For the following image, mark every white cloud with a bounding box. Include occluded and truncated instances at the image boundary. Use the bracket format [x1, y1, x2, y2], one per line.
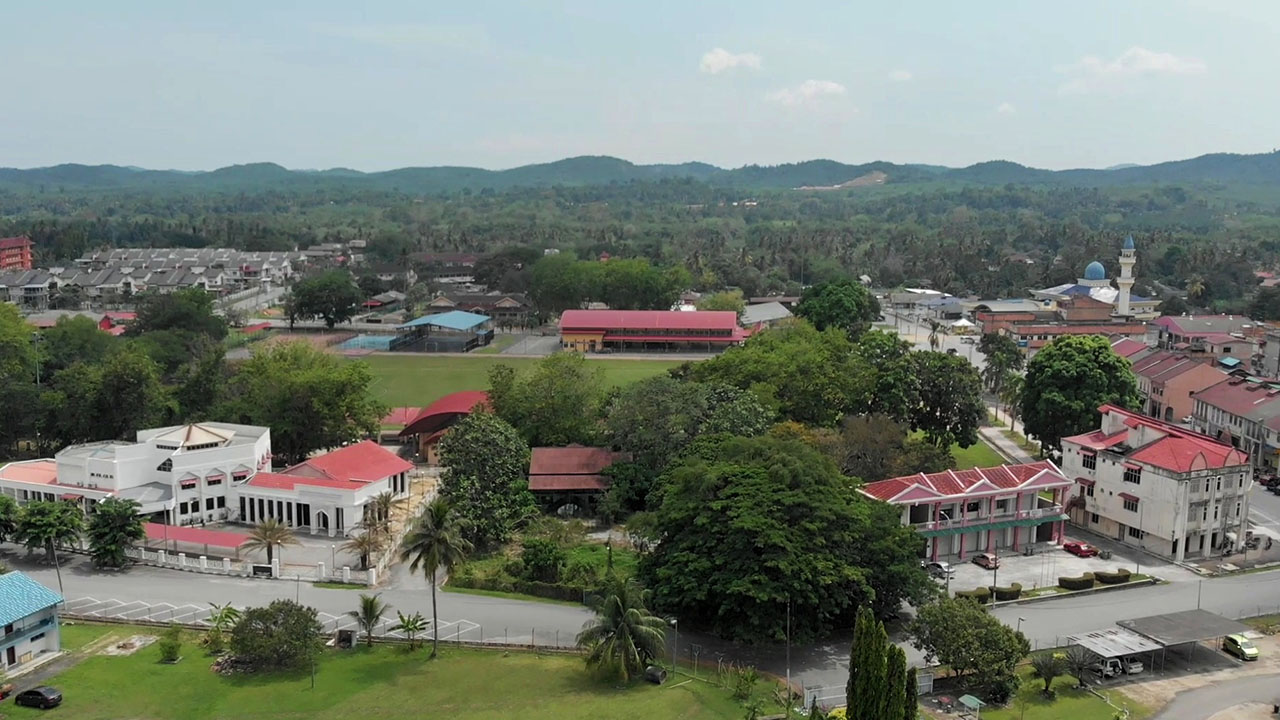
[311, 22, 491, 51]
[996, 101, 1016, 115]
[1057, 46, 1206, 93]
[888, 69, 912, 82]
[699, 47, 762, 74]
[766, 79, 847, 106]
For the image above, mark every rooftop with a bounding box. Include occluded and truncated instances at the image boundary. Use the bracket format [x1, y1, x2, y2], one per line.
[1155, 315, 1257, 336]
[560, 309, 740, 332]
[246, 472, 366, 493]
[1191, 377, 1280, 420]
[1065, 405, 1248, 473]
[1118, 609, 1249, 647]
[398, 310, 490, 331]
[1110, 337, 1152, 358]
[399, 391, 489, 437]
[860, 461, 1070, 503]
[1131, 351, 1218, 383]
[0, 236, 33, 250]
[286, 440, 413, 484]
[1067, 628, 1162, 659]
[740, 302, 793, 326]
[529, 446, 627, 476]
[0, 573, 61, 627]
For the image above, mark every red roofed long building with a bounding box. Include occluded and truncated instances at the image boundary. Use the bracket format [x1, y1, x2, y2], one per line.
[1062, 404, 1250, 561]
[559, 309, 744, 353]
[859, 461, 1073, 562]
[0, 236, 34, 270]
[527, 446, 628, 512]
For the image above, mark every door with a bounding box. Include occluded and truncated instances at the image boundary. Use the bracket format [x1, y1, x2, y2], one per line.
[6, 646, 15, 666]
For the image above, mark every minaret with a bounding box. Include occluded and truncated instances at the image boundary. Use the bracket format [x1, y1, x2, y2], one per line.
[1115, 235, 1136, 318]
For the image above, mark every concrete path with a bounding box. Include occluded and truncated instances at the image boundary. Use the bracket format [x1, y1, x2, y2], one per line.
[1153, 672, 1280, 719]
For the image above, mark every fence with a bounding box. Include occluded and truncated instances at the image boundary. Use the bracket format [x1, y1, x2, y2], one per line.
[122, 547, 374, 586]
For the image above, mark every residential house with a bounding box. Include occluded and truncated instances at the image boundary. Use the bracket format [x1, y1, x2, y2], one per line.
[411, 253, 479, 279]
[0, 270, 56, 310]
[1131, 351, 1229, 423]
[0, 572, 62, 671]
[859, 461, 1073, 562]
[1062, 405, 1250, 561]
[1190, 376, 1280, 472]
[740, 301, 792, 329]
[527, 446, 628, 513]
[0, 236, 34, 271]
[428, 292, 533, 328]
[1111, 337, 1153, 361]
[1154, 315, 1261, 349]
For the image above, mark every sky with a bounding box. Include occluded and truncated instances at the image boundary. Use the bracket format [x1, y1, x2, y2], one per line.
[2, 1, 1278, 172]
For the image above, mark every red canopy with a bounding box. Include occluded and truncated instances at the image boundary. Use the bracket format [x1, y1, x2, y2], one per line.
[144, 522, 248, 549]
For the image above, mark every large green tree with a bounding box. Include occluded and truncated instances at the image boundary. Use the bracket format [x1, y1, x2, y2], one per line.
[95, 345, 167, 439]
[847, 606, 888, 719]
[15, 500, 83, 563]
[909, 351, 985, 449]
[488, 353, 607, 446]
[230, 600, 323, 672]
[851, 330, 919, 424]
[290, 270, 364, 328]
[217, 342, 386, 465]
[1021, 335, 1139, 453]
[978, 332, 1024, 394]
[908, 597, 1029, 699]
[795, 280, 880, 338]
[0, 303, 36, 383]
[86, 497, 145, 568]
[827, 414, 953, 483]
[437, 411, 534, 549]
[641, 435, 929, 642]
[41, 315, 116, 374]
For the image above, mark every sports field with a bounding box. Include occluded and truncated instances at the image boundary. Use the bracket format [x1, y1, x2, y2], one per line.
[361, 354, 685, 407]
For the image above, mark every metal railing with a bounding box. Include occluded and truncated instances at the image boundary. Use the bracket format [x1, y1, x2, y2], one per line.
[915, 504, 1064, 532]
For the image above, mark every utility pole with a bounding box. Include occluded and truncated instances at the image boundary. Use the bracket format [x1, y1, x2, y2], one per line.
[785, 597, 791, 708]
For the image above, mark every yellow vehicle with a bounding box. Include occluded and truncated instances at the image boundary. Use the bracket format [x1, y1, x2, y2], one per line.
[1223, 634, 1259, 661]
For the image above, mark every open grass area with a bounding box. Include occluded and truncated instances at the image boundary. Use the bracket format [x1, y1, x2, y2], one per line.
[979, 669, 1151, 720]
[17, 624, 753, 720]
[359, 354, 683, 407]
[472, 335, 519, 354]
[59, 622, 116, 651]
[951, 439, 1005, 469]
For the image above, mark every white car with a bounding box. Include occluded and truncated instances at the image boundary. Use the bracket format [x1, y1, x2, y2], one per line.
[922, 561, 955, 579]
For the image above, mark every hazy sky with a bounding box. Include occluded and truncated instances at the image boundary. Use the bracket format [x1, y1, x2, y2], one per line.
[3, 1, 1276, 171]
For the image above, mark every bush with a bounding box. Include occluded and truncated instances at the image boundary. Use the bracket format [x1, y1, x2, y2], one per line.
[561, 556, 602, 586]
[1058, 572, 1096, 591]
[230, 600, 323, 672]
[521, 538, 566, 583]
[1094, 568, 1132, 585]
[955, 586, 991, 603]
[158, 624, 182, 663]
[501, 558, 525, 578]
[991, 583, 1023, 601]
[203, 626, 225, 654]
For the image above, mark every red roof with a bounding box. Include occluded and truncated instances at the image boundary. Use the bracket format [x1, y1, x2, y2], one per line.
[529, 474, 609, 491]
[860, 461, 1069, 503]
[529, 447, 626, 475]
[1110, 338, 1151, 358]
[399, 391, 489, 437]
[246, 472, 366, 492]
[103, 311, 136, 322]
[1191, 378, 1280, 418]
[1063, 405, 1249, 473]
[381, 407, 421, 426]
[1131, 352, 1215, 382]
[241, 321, 271, 333]
[560, 309, 740, 332]
[0, 236, 32, 250]
[288, 440, 413, 483]
[144, 522, 247, 548]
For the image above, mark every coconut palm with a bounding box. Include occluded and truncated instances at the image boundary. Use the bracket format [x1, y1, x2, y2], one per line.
[399, 498, 472, 658]
[342, 532, 385, 570]
[1000, 373, 1025, 434]
[926, 319, 943, 352]
[348, 593, 391, 648]
[368, 491, 397, 536]
[394, 611, 428, 650]
[576, 576, 667, 683]
[242, 518, 299, 565]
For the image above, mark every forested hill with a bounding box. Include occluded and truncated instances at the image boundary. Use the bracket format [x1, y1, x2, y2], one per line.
[5, 151, 1280, 194]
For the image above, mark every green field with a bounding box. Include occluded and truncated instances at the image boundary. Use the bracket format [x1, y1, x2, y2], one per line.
[20, 624, 753, 720]
[360, 354, 683, 408]
[980, 668, 1151, 720]
[951, 439, 1006, 469]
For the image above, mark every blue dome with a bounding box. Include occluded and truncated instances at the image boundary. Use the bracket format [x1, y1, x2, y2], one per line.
[1123, 235, 1135, 250]
[1084, 261, 1107, 280]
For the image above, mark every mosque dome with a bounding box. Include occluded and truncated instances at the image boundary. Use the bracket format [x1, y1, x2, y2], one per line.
[1083, 261, 1107, 281]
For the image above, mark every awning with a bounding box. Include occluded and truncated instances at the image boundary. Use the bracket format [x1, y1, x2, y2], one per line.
[1119, 492, 1140, 503]
[1123, 462, 1142, 471]
[59, 493, 83, 501]
[1079, 449, 1096, 456]
[917, 514, 1068, 538]
[1076, 477, 1096, 488]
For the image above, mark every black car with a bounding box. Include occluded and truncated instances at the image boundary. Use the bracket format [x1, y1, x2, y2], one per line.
[14, 686, 61, 709]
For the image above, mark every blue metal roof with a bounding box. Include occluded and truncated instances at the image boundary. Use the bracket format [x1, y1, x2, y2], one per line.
[398, 310, 490, 331]
[1219, 356, 1242, 368]
[0, 572, 61, 626]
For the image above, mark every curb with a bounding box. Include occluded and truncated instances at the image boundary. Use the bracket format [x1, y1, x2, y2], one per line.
[989, 576, 1161, 607]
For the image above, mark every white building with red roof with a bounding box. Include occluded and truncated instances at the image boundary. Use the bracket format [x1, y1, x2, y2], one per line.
[558, 309, 744, 353]
[1062, 404, 1250, 561]
[859, 461, 1073, 562]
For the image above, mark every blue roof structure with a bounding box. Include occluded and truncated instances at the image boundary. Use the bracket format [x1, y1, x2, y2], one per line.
[0, 572, 61, 627]
[398, 310, 490, 332]
[1219, 356, 1242, 368]
[1084, 261, 1107, 280]
[1123, 235, 1136, 250]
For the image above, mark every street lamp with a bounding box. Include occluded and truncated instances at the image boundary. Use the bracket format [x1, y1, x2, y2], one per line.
[1016, 617, 1026, 634]
[668, 617, 679, 671]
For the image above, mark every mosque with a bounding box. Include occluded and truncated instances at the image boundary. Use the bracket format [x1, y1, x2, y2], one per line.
[1031, 236, 1160, 321]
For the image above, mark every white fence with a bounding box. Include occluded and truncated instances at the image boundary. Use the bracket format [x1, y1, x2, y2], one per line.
[123, 547, 374, 586]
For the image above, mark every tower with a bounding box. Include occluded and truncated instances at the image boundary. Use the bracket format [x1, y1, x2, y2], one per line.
[1115, 235, 1136, 318]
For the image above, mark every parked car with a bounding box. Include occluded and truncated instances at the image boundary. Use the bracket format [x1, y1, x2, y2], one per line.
[1090, 657, 1143, 678]
[960, 336, 977, 345]
[1063, 541, 1100, 558]
[1223, 634, 1259, 661]
[1267, 483, 1280, 496]
[972, 552, 1000, 569]
[922, 561, 955, 579]
[14, 687, 61, 709]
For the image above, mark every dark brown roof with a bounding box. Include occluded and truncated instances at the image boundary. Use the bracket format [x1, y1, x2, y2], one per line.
[529, 474, 609, 491]
[528, 447, 626, 475]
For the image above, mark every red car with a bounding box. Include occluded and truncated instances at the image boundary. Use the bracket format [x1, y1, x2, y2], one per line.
[1063, 541, 1099, 558]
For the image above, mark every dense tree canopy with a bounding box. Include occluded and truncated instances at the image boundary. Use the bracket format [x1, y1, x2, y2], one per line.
[528, 254, 690, 314]
[290, 270, 364, 328]
[641, 435, 930, 642]
[230, 600, 324, 672]
[1021, 335, 1139, 453]
[437, 411, 535, 549]
[86, 497, 146, 568]
[909, 597, 1029, 701]
[795, 280, 881, 337]
[909, 351, 985, 449]
[488, 353, 607, 446]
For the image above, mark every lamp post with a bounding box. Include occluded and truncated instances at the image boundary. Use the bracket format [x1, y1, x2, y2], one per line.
[31, 332, 44, 452]
[1016, 617, 1026, 634]
[668, 617, 678, 671]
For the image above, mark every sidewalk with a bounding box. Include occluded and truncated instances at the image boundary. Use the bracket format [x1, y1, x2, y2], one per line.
[979, 426, 1036, 464]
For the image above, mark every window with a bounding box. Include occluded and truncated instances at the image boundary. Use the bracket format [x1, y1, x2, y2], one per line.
[1127, 527, 1144, 539]
[1085, 485, 1095, 498]
[965, 501, 980, 513]
[1216, 476, 1222, 492]
[205, 498, 215, 511]
[1202, 504, 1208, 521]
[1123, 466, 1142, 484]
[157, 459, 173, 472]
[30, 633, 44, 642]
[216, 496, 226, 509]
[1082, 453, 1096, 471]
[206, 477, 222, 487]
[179, 502, 189, 514]
[995, 499, 1009, 512]
[1089, 512, 1099, 524]
[1123, 498, 1139, 512]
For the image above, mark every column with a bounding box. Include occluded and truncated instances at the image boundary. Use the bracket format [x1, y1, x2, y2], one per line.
[958, 501, 967, 560]
[931, 502, 941, 561]
[986, 497, 996, 553]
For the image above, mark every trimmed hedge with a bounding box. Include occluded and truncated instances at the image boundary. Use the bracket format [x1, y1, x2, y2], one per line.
[991, 583, 1023, 601]
[1057, 572, 1095, 591]
[955, 587, 991, 603]
[448, 575, 590, 603]
[1094, 568, 1133, 585]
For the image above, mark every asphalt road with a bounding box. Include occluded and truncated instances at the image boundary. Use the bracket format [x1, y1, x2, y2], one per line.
[1153, 672, 1280, 719]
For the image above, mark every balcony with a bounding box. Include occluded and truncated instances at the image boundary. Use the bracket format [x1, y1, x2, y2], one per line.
[913, 505, 1067, 535]
[1, 616, 54, 646]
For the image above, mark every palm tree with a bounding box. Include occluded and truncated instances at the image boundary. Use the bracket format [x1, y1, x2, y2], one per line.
[576, 576, 667, 683]
[1030, 653, 1065, 695]
[342, 532, 385, 570]
[1063, 645, 1094, 689]
[1000, 373, 1025, 434]
[369, 491, 396, 536]
[348, 593, 391, 648]
[399, 498, 472, 658]
[926, 319, 943, 352]
[1187, 275, 1206, 301]
[394, 611, 428, 650]
[242, 518, 299, 565]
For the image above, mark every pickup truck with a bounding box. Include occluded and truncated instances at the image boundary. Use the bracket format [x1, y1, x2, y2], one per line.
[1090, 657, 1143, 678]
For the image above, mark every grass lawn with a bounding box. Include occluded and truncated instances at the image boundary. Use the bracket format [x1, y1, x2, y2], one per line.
[449, 541, 641, 604]
[472, 335, 519, 354]
[979, 669, 1151, 720]
[59, 622, 116, 651]
[951, 439, 1005, 469]
[18, 625, 754, 720]
[359, 354, 683, 407]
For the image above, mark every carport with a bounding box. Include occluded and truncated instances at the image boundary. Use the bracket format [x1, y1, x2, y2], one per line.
[1116, 609, 1251, 671]
[1066, 627, 1163, 672]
